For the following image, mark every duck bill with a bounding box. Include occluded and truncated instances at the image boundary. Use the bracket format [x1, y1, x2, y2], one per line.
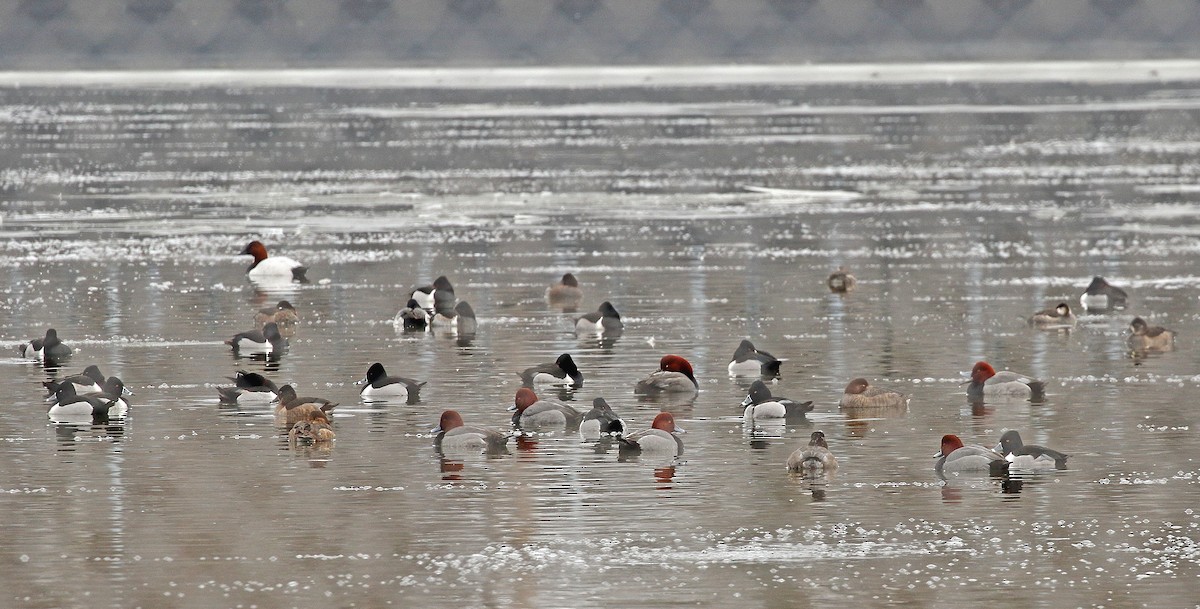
[355, 375, 369, 386]
[674, 425, 686, 434]
[933, 450, 944, 458]
[739, 394, 754, 407]
[506, 404, 517, 412]
[992, 442, 1003, 453]
[430, 426, 443, 434]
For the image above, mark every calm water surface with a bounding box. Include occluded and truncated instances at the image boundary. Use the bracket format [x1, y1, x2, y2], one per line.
[2, 66, 1200, 608]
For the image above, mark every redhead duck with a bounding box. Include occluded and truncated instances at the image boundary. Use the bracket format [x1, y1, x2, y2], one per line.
[289, 409, 335, 444]
[519, 353, 584, 389]
[935, 434, 1009, 476]
[1127, 317, 1175, 351]
[1028, 302, 1075, 328]
[787, 431, 838, 472]
[47, 384, 117, 423]
[618, 412, 684, 456]
[741, 380, 813, 419]
[273, 385, 338, 427]
[433, 301, 477, 336]
[433, 409, 511, 454]
[827, 266, 857, 293]
[546, 273, 583, 308]
[226, 322, 287, 357]
[578, 397, 626, 439]
[254, 300, 299, 338]
[240, 241, 309, 283]
[357, 362, 425, 403]
[838, 378, 908, 412]
[394, 298, 429, 332]
[575, 301, 624, 334]
[508, 387, 585, 430]
[1080, 276, 1127, 311]
[634, 355, 699, 395]
[994, 430, 1068, 470]
[33, 328, 73, 365]
[217, 370, 279, 404]
[43, 364, 105, 398]
[411, 276, 455, 316]
[727, 339, 782, 377]
[966, 361, 1045, 401]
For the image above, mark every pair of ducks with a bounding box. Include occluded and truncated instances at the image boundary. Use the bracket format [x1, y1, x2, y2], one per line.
[43, 364, 133, 422]
[226, 300, 300, 357]
[396, 276, 478, 335]
[215, 370, 336, 443]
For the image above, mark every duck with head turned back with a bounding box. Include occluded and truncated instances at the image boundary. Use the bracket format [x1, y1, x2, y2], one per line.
[787, 431, 838, 472]
[217, 370, 279, 404]
[965, 361, 1044, 401]
[838, 378, 908, 413]
[727, 339, 782, 377]
[226, 322, 287, 357]
[273, 385, 338, 427]
[575, 301, 624, 334]
[935, 434, 1010, 476]
[394, 298, 429, 332]
[519, 353, 584, 389]
[618, 412, 684, 456]
[433, 410, 511, 454]
[254, 300, 299, 338]
[994, 430, 1069, 470]
[44, 364, 105, 398]
[578, 397, 626, 440]
[1080, 276, 1127, 311]
[635, 355, 699, 395]
[240, 240, 309, 284]
[508, 387, 585, 431]
[289, 409, 335, 444]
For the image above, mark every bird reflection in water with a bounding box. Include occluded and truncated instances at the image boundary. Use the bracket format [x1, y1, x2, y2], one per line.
[654, 466, 675, 489]
[439, 458, 465, 481]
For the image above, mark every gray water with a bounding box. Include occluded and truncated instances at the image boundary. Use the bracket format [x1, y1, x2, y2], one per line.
[2, 65, 1199, 608]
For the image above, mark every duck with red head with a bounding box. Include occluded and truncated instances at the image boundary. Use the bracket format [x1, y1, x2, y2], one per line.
[508, 387, 585, 431]
[433, 410, 511, 454]
[239, 241, 309, 284]
[966, 361, 1044, 401]
[618, 412, 685, 456]
[634, 355, 699, 395]
[838, 378, 908, 413]
[935, 434, 1009, 476]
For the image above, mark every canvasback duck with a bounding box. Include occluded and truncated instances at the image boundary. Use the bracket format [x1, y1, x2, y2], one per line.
[394, 298, 429, 332]
[787, 431, 838, 472]
[508, 387, 585, 430]
[47, 384, 117, 422]
[34, 328, 72, 365]
[1080, 276, 1127, 311]
[273, 384, 338, 427]
[432, 409, 511, 454]
[618, 412, 684, 456]
[994, 430, 1069, 470]
[935, 434, 1010, 476]
[1127, 317, 1175, 351]
[254, 300, 299, 338]
[1028, 302, 1076, 328]
[44, 364, 105, 398]
[578, 397, 626, 439]
[546, 273, 583, 308]
[216, 370, 280, 404]
[838, 378, 908, 412]
[289, 409, 335, 444]
[357, 362, 426, 403]
[411, 276, 455, 315]
[966, 361, 1045, 401]
[240, 240, 309, 283]
[433, 300, 477, 335]
[827, 266, 857, 293]
[727, 339, 783, 377]
[741, 380, 813, 419]
[575, 301, 624, 334]
[519, 353, 584, 388]
[634, 355, 699, 395]
[226, 322, 287, 357]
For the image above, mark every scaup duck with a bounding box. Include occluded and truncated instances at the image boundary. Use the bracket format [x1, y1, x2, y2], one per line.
[519, 353, 584, 388]
[727, 339, 783, 377]
[993, 430, 1069, 470]
[741, 380, 813, 419]
[357, 362, 426, 403]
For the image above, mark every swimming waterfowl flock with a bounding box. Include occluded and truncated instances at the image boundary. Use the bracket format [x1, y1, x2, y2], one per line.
[23, 253, 1161, 482]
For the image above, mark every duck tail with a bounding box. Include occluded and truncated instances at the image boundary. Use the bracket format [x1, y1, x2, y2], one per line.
[292, 267, 310, 284]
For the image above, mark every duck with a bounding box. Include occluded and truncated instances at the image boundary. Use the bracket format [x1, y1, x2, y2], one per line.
[357, 362, 426, 402]
[618, 412, 684, 456]
[1127, 317, 1175, 351]
[827, 266, 857, 293]
[727, 339, 783, 377]
[993, 430, 1069, 470]
[289, 409, 336, 444]
[47, 376, 132, 417]
[634, 355, 699, 395]
[240, 240, 309, 283]
[965, 361, 1045, 401]
[225, 322, 287, 357]
[508, 387, 585, 431]
[934, 434, 1010, 476]
[38, 328, 73, 365]
[545, 273, 583, 308]
[578, 397, 626, 439]
[254, 300, 299, 338]
[433, 301, 477, 335]
[411, 275, 455, 316]
[47, 384, 117, 422]
[273, 384, 338, 427]
[394, 298, 429, 332]
[838, 378, 909, 412]
[741, 380, 813, 419]
[518, 353, 584, 388]
[216, 370, 280, 404]
[43, 364, 105, 398]
[787, 431, 839, 472]
[574, 301, 624, 334]
[432, 409, 511, 454]
[17, 337, 43, 361]
[1028, 302, 1075, 328]
[1080, 276, 1128, 311]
